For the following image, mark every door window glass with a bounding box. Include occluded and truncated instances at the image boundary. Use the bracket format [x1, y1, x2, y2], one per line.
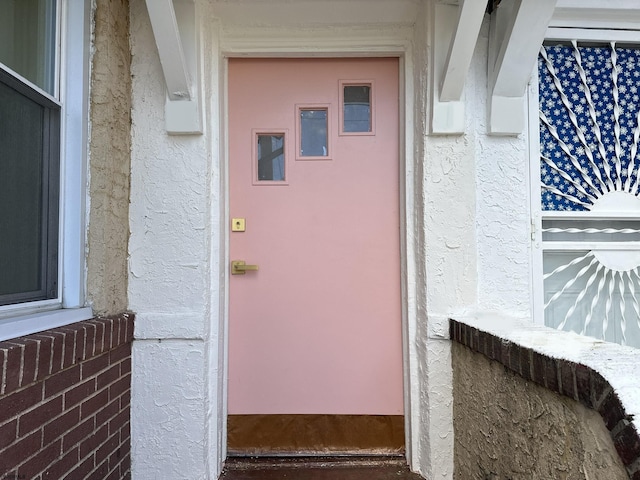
[257, 134, 285, 182]
[300, 109, 328, 157]
[343, 85, 371, 133]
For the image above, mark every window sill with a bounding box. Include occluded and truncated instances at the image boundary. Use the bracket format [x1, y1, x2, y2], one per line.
[0, 306, 93, 342]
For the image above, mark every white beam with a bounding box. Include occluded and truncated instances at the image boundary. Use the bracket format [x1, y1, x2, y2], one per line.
[430, 3, 465, 135]
[145, 0, 203, 134]
[145, 0, 192, 101]
[488, 0, 557, 135]
[439, 0, 486, 103]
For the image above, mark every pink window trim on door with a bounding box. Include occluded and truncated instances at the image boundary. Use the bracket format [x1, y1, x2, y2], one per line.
[339, 79, 375, 136]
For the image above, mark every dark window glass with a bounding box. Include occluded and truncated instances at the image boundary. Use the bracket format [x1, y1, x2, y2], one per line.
[0, 70, 60, 305]
[344, 85, 371, 133]
[257, 134, 285, 181]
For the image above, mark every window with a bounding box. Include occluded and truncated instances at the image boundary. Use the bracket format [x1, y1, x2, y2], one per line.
[339, 80, 374, 136]
[296, 104, 331, 161]
[536, 41, 640, 348]
[0, 0, 92, 340]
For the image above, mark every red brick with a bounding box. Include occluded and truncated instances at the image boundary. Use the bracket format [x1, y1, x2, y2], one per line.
[48, 333, 65, 375]
[0, 429, 41, 472]
[108, 444, 125, 471]
[109, 409, 129, 437]
[96, 431, 120, 466]
[92, 322, 106, 356]
[64, 377, 96, 409]
[110, 344, 131, 365]
[106, 464, 122, 480]
[41, 446, 78, 480]
[79, 423, 108, 459]
[0, 348, 6, 391]
[81, 389, 109, 421]
[2, 342, 23, 394]
[73, 326, 87, 363]
[32, 335, 53, 381]
[120, 356, 131, 376]
[84, 323, 97, 358]
[96, 398, 120, 428]
[43, 406, 80, 445]
[97, 364, 120, 391]
[119, 421, 130, 443]
[59, 328, 78, 369]
[18, 395, 63, 436]
[0, 383, 43, 424]
[62, 417, 95, 452]
[109, 374, 130, 401]
[21, 339, 40, 386]
[82, 354, 110, 380]
[120, 389, 131, 409]
[17, 438, 61, 479]
[89, 458, 110, 480]
[103, 320, 114, 352]
[118, 318, 127, 345]
[44, 364, 80, 398]
[0, 419, 17, 449]
[66, 453, 94, 479]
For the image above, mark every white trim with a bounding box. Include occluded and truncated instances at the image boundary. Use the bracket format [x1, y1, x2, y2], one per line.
[218, 34, 418, 472]
[0, 307, 92, 342]
[528, 74, 544, 326]
[0, 0, 91, 339]
[546, 28, 640, 43]
[60, 0, 90, 309]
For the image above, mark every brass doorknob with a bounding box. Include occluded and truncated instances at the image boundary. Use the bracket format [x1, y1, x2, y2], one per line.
[231, 260, 259, 275]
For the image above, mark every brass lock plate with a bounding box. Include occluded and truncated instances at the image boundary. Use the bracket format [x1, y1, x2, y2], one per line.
[232, 218, 246, 232]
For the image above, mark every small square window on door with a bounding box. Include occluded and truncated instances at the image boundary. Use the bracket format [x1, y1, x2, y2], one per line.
[339, 80, 375, 136]
[252, 129, 288, 185]
[296, 104, 331, 161]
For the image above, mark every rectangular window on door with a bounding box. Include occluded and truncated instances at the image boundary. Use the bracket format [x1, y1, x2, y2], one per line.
[340, 80, 374, 135]
[296, 104, 331, 161]
[253, 130, 288, 185]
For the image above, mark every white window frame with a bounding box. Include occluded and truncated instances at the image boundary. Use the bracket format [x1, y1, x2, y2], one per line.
[0, 0, 92, 341]
[530, 26, 640, 328]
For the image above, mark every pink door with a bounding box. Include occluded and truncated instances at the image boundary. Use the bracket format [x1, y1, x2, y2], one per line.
[228, 58, 402, 418]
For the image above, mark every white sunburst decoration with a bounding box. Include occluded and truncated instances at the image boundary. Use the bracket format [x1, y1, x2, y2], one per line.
[539, 41, 640, 348]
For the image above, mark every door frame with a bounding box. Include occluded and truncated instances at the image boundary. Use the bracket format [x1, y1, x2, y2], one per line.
[217, 32, 418, 468]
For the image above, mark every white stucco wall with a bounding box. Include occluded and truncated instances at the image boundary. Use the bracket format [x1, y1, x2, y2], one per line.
[128, 1, 535, 479]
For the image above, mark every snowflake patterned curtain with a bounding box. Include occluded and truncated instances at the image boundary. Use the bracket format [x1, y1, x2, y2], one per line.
[539, 42, 640, 348]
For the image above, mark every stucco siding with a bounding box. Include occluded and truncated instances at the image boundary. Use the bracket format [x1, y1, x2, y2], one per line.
[452, 341, 628, 479]
[87, 0, 132, 315]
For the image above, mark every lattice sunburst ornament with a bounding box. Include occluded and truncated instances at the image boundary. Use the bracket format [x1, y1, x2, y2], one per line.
[539, 42, 640, 347]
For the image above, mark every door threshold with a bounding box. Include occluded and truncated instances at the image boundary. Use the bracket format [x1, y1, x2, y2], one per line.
[224, 455, 408, 469]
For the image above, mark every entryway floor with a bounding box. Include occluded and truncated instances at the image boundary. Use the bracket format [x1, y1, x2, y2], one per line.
[219, 456, 424, 480]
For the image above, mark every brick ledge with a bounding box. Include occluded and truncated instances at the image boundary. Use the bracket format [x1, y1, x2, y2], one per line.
[450, 316, 640, 479]
[0, 313, 134, 397]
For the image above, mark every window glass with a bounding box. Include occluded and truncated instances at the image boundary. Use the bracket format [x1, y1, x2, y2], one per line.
[0, 0, 57, 95]
[343, 85, 371, 133]
[257, 134, 285, 181]
[0, 73, 60, 305]
[300, 109, 328, 157]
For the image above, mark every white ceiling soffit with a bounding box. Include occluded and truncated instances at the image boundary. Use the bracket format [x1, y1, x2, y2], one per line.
[550, 0, 640, 30]
[145, 0, 203, 135]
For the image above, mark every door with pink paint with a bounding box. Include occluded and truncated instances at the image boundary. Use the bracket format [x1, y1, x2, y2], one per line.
[228, 58, 403, 452]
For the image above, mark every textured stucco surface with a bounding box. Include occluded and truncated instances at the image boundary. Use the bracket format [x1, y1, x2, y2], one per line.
[127, 0, 537, 478]
[87, 0, 132, 315]
[452, 342, 628, 480]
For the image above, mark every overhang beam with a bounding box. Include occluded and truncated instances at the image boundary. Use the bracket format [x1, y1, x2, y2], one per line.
[145, 0, 202, 134]
[488, 0, 557, 135]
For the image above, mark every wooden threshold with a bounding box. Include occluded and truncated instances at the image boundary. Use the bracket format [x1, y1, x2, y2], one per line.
[227, 414, 405, 457]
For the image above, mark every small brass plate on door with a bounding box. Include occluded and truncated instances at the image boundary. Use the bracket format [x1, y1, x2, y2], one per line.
[232, 218, 246, 232]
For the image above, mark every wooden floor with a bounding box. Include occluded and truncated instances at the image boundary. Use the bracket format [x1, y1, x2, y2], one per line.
[220, 456, 424, 480]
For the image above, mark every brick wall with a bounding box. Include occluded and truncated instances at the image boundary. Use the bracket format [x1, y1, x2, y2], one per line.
[0, 314, 133, 480]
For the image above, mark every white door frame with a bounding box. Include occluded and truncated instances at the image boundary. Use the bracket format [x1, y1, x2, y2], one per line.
[217, 29, 420, 469]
